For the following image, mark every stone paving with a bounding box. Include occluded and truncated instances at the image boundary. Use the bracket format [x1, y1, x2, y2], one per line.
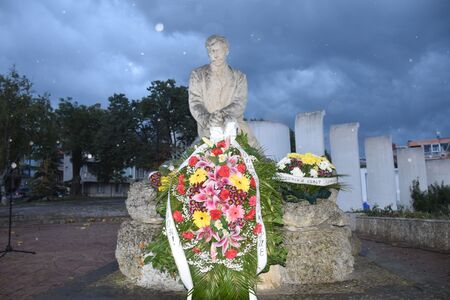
[0, 199, 449, 299]
[0, 220, 121, 299]
[0, 198, 128, 226]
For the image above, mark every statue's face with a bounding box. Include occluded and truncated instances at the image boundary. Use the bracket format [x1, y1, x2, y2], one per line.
[207, 42, 228, 66]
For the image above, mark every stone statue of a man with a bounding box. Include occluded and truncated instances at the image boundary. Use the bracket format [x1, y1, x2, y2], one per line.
[188, 35, 258, 147]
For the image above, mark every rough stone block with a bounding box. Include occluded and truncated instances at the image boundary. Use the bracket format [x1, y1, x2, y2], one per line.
[115, 220, 184, 291]
[283, 226, 354, 284]
[126, 182, 163, 224]
[283, 198, 350, 230]
[115, 220, 162, 280]
[258, 265, 285, 290]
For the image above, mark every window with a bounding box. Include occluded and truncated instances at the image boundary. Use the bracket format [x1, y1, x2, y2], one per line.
[431, 143, 441, 153]
[424, 145, 431, 153]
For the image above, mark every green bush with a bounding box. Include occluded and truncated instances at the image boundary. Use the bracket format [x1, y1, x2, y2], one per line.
[359, 204, 449, 219]
[411, 180, 450, 215]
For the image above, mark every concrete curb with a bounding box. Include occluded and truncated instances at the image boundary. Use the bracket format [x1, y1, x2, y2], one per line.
[354, 216, 450, 253]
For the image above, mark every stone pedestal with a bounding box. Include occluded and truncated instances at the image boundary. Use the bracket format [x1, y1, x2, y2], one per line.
[115, 219, 162, 280]
[281, 199, 354, 284]
[117, 183, 356, 291]
[125, 182, 162, 224]
[115, 182, 184, 291]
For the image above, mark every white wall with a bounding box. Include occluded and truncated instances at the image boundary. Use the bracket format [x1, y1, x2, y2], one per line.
[248, 121, 291, 161]
[426, 159, 450, 186]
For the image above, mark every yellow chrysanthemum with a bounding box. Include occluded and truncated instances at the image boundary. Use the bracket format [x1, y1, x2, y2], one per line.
[302, 153, 321, 165]
[230, 174, 250, 192]
[287, 153, 302, 159]
[158, 176, 170, 192]
[189, 168, 207, 185]
[193, 210, 211, 228]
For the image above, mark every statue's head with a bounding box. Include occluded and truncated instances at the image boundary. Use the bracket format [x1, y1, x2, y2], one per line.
[205, 35, 229, 66]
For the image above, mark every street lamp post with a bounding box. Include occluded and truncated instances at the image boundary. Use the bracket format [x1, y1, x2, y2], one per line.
[0, 137, 36, 259]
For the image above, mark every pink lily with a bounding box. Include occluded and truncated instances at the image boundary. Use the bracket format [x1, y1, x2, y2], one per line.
[213, 227, 246, 256]
[205, 167, 231, 190]
[192, 181, 221, 211]
[195, 159, 215, 170]
[195, 226, 219, 243]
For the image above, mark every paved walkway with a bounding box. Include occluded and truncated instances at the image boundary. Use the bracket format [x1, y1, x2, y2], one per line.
[0, 221, 121, 299]
[0, 200, 449, 299]
[0, 198, 127, 225]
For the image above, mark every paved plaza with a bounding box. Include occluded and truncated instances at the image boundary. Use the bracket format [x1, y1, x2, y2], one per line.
[0, 199, 449, 299]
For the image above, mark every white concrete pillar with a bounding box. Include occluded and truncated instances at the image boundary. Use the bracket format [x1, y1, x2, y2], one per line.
[364, 135, 397, 209]
[248, 121, 291, 161]
[397, 147, 428, 208]
[426, 159, 450, 186]
[295, 110, 325, 155]
[330, 123, 363, 211]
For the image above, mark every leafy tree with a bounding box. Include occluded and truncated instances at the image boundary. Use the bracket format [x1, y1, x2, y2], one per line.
[55, 98, 103, 195]
[91, 94, 137, 183]
[0, 68, 35, 199]
[27, 95, 63, 199]
[29, 152, 61, 199]
[137, 80, 196, 168]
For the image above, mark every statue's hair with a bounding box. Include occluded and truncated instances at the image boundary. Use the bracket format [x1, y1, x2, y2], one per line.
[205, 35, 229, 51]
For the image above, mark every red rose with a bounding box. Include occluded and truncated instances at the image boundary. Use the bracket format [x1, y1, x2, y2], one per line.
[219, 189, 230, 201]
[253, 223, 262, 235]
[250, 177, 256, 188]
[217, 140, 226, 148]
[249, 195, 257, 206]
[237, 163, 246, 173]
[211, 147, 223, 156]
[209, 209, 222, 220]
[244, 209, 256, 220]
[224, 248, 238, 259]
[217, 165, 230, 177]
[188, 156, 199, 167]
[173, 210, 183, 223]
[182, 231, 194, 240]
[192, 247, 201, 254]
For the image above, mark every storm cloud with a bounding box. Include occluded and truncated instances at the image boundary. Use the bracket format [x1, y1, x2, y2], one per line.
[1, 0, 449, 154]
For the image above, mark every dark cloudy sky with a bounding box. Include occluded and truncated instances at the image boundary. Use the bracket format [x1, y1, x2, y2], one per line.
[1, 0, 449, 154]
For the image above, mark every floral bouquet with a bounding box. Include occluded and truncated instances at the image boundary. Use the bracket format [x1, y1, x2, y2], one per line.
[170, 137, 263, 267]
[275, 153, 341, 204]
[145, 133, 287, 300]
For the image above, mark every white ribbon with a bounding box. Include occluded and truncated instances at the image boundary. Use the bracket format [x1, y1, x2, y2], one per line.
[231, 140, 267, 300]
[165, 143, 208, 299]
[209, 122, 237, 143]
[275, 172, 338, 186]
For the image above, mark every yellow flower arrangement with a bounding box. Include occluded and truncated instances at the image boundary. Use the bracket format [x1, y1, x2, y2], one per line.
[158, 176, 170, 192]
[193, 210, 211, 228]
[288, 152, 323, 165]
[230, 174, 250, 192]
[189, 168, 207, 185]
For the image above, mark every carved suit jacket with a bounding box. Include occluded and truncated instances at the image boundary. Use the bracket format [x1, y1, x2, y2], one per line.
[188, 64, 256, 145]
